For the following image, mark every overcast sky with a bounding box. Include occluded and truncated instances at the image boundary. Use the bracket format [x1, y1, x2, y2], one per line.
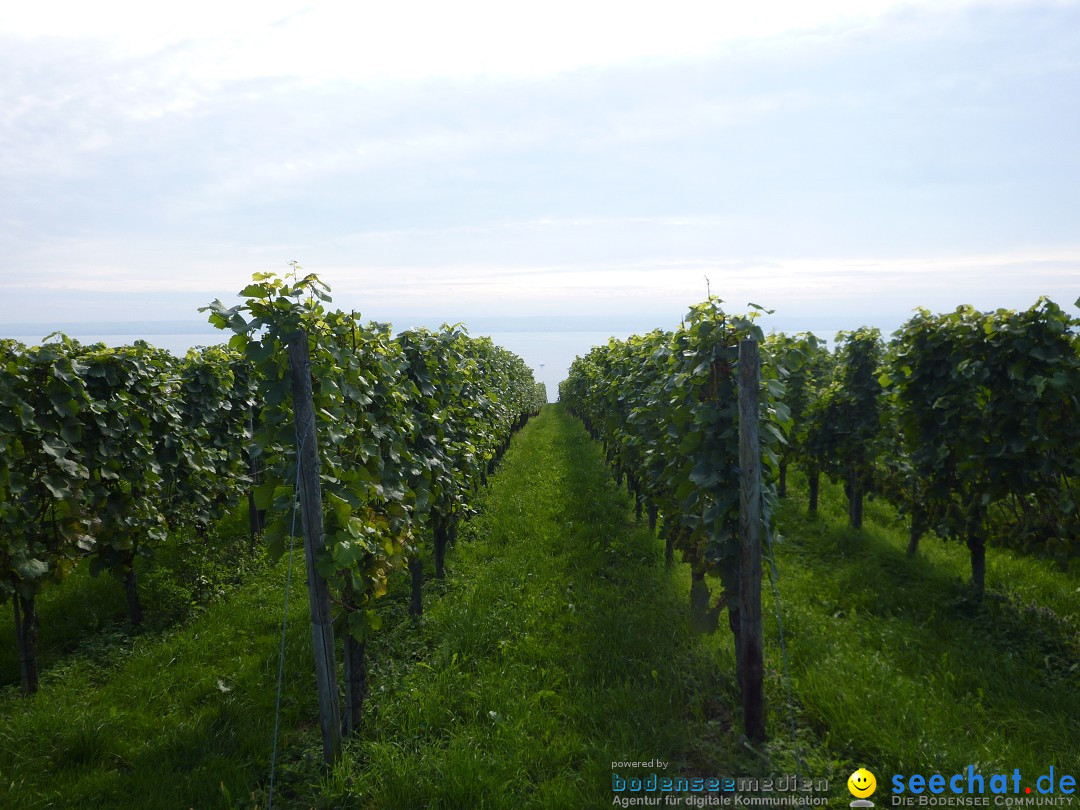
[2, 0, 1078, 347]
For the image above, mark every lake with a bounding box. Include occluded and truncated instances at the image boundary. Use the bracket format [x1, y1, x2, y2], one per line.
[4, 328, 629, 402]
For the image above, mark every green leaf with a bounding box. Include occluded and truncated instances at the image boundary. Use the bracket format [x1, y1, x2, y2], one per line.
[16, 557, 49, 581]
[253, 482, 278, 510]
[263, 518, 292, 561]
[326, 492, 352, 527]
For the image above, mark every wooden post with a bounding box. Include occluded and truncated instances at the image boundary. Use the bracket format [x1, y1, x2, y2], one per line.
[342, 589, 367, 737]
[907, 498, 924, 557]
[343, 634, 367, 735]
[434, 513, 447, 579]
[408, 556, 423, 617]
[287, 331, 342, 765]
[13, 594, 39, 694]
[847, 469, 864, 529]
[738, 338, 766, 742]
[247, 408, 264, 554]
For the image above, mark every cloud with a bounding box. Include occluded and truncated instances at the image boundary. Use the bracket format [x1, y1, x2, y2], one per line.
[330, 249, 1080, 311]
[0, 1, 1016, 81]
[1, 1, 1078, 332]
[3, 247, 1076, 337]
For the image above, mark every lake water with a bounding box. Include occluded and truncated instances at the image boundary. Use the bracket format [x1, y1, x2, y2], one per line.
[6, 309, 879, 403]
[5, 329, 626, 403]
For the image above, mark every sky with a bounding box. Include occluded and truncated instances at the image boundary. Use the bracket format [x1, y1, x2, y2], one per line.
[2, 0, 1079, 391]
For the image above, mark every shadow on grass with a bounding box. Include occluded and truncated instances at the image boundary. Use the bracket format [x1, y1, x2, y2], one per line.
[0, 508, 265, 690]
[771, 470, 1079, 772]
[540, 408, 743, 778]
[0, 556, 320, 809]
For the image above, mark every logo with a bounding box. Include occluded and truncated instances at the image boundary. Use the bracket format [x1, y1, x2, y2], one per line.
[848, 768, 877, 807]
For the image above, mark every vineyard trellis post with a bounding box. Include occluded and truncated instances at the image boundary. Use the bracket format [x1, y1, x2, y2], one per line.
[738, 337, 766, 742]
[287, 331, 343, 765]
[247, 406, 264, 555]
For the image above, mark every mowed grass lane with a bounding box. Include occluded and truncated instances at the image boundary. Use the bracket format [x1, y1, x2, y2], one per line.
[321, 403, 729, 808]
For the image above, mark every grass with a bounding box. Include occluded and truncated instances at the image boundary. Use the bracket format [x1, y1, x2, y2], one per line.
[0, 507, 264, 690]
[0, 404, 1075, 809]
[0, 540, 311, 808]
[306, 402, 737, 808]
[767, 469, 1078, 778]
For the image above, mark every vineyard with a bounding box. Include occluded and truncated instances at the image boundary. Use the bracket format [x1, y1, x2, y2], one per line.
[0, 270, 545, 704]
[0, 281, 1077, 808]
[561, 296, 1080, 599]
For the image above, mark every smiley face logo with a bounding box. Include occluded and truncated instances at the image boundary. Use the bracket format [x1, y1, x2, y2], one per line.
[848, 768, 877, 798]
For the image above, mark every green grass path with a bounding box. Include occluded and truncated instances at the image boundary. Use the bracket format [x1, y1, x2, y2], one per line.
[320, 402, 728, 808]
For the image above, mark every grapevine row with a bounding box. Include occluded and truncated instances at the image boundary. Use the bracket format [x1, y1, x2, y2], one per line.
[559, 298, 786, 661]
[766, 297, 1080, 595]
[1, 270, 545, 695]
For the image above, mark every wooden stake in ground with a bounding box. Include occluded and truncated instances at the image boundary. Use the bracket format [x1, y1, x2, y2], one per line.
[287, 331, 343, 765]
[738, 337, 766, 742]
